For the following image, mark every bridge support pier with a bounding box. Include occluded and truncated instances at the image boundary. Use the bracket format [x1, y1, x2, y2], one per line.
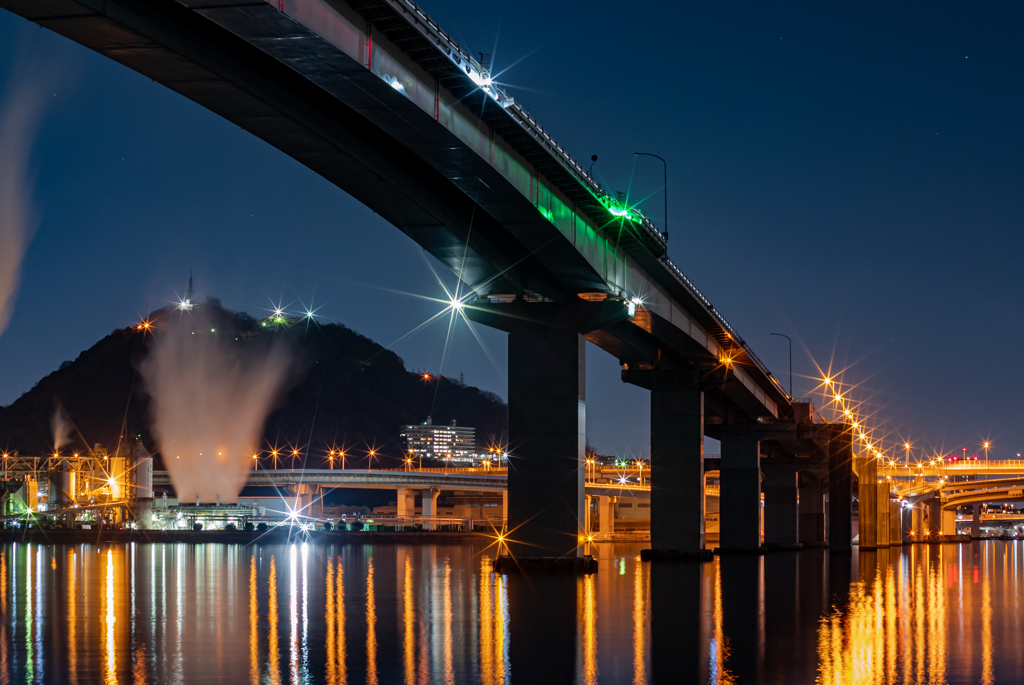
[925, 498, 941, 538]
[911, 503, 924, 541]
[598, 496, 615, 536]
[856, 453, 878, 549]
[828, 425, 853, 552]
[763, 467, 800, 549]
[890, 499, 902, 545]
[972, 506, 981, 538]
[648, 375, 705, 554]
[799, 473, 826, 545]
[289, 484, 321, 519]
[621, 368, 708, 559]
[875, 482, 891, 547]
[941, 509, 956, 536]
[719, 430, 763, 553]
[396, 486, 415, 521]
[506, 326, 586, 557]
[421, 488, 440, 530]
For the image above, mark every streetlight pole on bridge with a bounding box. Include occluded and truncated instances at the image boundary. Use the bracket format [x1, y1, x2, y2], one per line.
[770, 333, 793, 397]
[634, 152, 668, 241]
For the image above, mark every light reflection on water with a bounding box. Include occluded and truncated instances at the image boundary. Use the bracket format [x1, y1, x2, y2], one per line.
[2, 541, 1024, 683]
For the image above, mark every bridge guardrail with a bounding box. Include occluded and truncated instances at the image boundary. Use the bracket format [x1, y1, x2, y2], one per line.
[380, 0, 795, 408]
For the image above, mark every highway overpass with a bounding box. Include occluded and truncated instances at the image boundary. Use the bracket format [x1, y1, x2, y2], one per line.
[1, 0, 851, 558]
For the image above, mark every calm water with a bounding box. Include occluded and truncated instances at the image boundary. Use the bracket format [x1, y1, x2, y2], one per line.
[0, 541, 1021, 683]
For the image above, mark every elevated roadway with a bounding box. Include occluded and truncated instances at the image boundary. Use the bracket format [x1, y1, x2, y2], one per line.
[0, 0, 843, 557]
[0, 0, 788, 421]
[881, 460, 1024, 479]
[150, 468, 732, 501]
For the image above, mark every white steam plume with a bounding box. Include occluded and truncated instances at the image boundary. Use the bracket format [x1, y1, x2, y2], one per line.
[140, 312, 293, 504]
[51, 404, 71, 451]
[0, 78, 44, 337]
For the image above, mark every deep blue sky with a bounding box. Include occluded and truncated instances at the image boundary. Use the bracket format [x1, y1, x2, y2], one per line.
[0, 2, 1021, 459]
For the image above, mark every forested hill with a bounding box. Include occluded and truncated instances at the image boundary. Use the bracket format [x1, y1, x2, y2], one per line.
[0, 300, 506, 468]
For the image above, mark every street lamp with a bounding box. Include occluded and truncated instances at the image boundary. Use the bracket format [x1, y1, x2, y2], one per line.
[769, 333, 793, 397]
[634, 152, 668, 241]
[984, 441, 990, 462]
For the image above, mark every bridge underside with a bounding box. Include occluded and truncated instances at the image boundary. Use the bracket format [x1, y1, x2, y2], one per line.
[0, 0, 813, 559]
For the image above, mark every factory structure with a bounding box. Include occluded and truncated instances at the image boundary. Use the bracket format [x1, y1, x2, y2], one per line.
[1, 441, 155, 528]
[0, 416, 504, 532]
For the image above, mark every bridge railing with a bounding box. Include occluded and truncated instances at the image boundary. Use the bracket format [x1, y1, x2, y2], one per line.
[324, 515, 506, 531]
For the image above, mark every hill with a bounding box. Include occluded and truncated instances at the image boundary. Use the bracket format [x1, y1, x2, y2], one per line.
[0, 299, 507, 468]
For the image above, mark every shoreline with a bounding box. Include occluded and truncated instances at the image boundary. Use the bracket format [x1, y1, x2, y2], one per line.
[0, 528, 499, 545]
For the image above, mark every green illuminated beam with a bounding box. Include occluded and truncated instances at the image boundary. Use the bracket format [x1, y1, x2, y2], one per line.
[598, 196, 642, 223]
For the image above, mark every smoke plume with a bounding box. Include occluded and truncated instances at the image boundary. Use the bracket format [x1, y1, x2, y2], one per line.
[0, 77, 44, 338]
[50, 404, 71, 452]
[140, 311, 293, 503]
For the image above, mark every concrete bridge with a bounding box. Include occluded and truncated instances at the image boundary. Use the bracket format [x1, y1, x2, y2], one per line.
[150, 467, 734, 537]
[2, 0, 867, 558]
[892, 476, 1024, 539]
[882, 459, 1024, 479]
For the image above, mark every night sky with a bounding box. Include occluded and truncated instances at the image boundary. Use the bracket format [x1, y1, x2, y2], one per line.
[0, 2, 1021, 459]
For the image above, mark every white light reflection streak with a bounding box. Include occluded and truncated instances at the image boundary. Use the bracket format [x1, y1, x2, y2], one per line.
[301, 543, 310, 681]
[25, 544, 33, 684]
[175, 544, 184, 684]
[35, 545, 44, 680]
[443, 558, 453, 685]
[289, 544, 298, 684]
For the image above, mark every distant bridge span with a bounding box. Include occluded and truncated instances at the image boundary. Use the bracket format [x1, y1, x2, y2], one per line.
[149, 468, 723, 501]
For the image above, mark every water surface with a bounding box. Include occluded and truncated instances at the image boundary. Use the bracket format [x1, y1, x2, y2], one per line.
[0, 540, 1020, 683]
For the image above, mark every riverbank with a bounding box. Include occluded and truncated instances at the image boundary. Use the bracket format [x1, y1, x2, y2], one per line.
[0, 528, 496, 545]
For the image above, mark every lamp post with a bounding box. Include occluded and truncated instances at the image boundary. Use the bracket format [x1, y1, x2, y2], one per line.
[634, 152, 668, 241]
[769, 333, 793, 397]
[984, 441, 990, 462]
